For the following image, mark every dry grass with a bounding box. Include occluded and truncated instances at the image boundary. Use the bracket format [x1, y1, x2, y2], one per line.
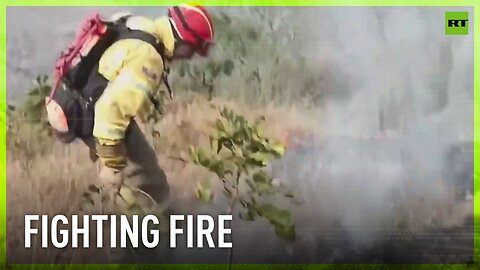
[6, 93, 474, 264]
[6, 94, 316, 263]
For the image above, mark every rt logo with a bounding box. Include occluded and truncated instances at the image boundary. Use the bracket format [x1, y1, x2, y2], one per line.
[445, 12, 468, 35]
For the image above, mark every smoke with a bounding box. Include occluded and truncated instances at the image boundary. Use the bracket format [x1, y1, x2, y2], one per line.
[151, 7, 474, 263]
[5, 6, 473, 264]
[268, 6, 474, 262]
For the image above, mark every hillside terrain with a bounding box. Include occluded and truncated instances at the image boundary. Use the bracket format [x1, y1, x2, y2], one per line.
[6, 6, 475, 264]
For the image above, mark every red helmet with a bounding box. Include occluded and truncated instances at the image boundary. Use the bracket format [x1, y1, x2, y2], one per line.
[168, 5, 214, 56]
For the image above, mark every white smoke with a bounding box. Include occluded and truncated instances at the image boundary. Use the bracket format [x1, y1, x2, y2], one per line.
[6, 6, 474, 263]
[269, 6, 474, 261]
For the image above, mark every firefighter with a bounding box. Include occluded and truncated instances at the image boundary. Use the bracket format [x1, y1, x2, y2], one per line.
[92, 4, 214, 211]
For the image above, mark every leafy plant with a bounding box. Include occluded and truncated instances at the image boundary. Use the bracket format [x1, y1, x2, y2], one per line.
[7, 75, 54, 175]
[23, 74, 51, 127]
[173, 11, 320, 106]
[174, 12, 272, 101]
[189, 107, 296, 242]
[146, 86, 169, 124]
[178, 59, 235, 100]
[8, 74, 53, 141]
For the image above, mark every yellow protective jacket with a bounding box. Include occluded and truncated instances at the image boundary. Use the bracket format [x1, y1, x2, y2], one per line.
[93, 15, 175, 146]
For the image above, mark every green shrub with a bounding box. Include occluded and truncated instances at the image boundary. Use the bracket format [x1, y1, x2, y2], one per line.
[189, 107, 296, 242]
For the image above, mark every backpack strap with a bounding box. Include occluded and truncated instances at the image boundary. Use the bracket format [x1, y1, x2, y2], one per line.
[116, 29, 165, 58]
[115, 22, 175, 101]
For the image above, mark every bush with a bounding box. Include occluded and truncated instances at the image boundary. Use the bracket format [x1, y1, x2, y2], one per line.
[189, 107, 296, 242]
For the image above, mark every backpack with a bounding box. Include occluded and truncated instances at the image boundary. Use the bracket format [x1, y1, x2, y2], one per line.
[45, 13, 172, 143]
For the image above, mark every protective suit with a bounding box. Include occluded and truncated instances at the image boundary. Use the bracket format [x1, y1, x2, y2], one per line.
[93, 15, 175, 209]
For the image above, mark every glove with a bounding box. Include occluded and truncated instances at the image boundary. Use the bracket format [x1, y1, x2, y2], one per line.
[98, 166, 124, 211]
[95, 139, 127, 212]
[95, 139, 127, 170]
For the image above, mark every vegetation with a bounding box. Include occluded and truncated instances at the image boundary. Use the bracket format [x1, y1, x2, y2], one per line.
[169, 12, 321, 105]
[190, 107, 296, 241]
[4, 10, 313, 264]
[6, 73, 298, 264]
